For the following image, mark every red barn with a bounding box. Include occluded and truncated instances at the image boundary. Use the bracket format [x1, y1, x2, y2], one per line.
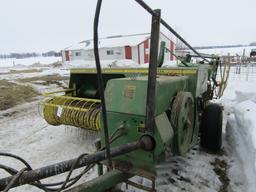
[136, 32, 175, 64]
[62, 32, 176, 64]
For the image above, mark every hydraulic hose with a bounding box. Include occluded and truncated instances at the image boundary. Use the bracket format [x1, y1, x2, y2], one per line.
[93, 0, 112, 169]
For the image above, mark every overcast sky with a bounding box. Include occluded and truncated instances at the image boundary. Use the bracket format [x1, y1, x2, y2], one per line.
[0, 0, 255, 53]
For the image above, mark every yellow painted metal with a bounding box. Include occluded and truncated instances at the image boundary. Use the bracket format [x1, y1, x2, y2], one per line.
[70, 68, 197, 75]
[57, 95, 100, 103]
[41, 96, 101, 131]
[42, 89, 75, 97]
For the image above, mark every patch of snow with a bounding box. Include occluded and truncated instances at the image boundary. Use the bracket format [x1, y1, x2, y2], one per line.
[232, 101, 256, 192]
[220, 65, 256, 192]
[64, 59, 180, 69]
[198, 46, 256, 57]
[0, 57, 61, 68]
[64, 59, 137, 68]
[0, 67, 69, 81]
[162, 60, 179, 68]
[0, 99, 97, 192]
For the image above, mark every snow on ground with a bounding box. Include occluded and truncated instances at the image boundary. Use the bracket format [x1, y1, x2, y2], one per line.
[0, 56, 68, 81]
[198, 46, 256, 57]
[0, 57, 61, 68]
[0, 63, 256, 191]
[0, 67, 69, 81]
[64, 59, 147, 68]
[0, 101, 98, 192]
[220, 66, 256, 192]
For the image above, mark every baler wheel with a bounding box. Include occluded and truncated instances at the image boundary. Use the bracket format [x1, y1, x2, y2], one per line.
[200, 103, 223, 151]
[170, 91, 195, 155]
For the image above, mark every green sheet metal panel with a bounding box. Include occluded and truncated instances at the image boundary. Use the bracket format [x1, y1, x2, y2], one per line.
[101, 76, 191, 173]
[105, 76, 190, 116]
[155, 112, 173, 146]
[100, 112, 173, 173]
[100, 112, 154, 172]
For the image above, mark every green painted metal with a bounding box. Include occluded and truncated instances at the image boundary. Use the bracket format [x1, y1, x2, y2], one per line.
[105, 76, 189, 116]
[170, 91, 194, 155]
[100, 112, 156, 173]
[157, 41, 166, 67]
[99, 111, 174, 173]
[64, 170, 132, 192]
[69, 73, 125, 98]
[98, 75, 195, 173]
[155, 112, 173, 147]
[70, 67, 198, 75]
[68, 66, 212, 98]
[64, 65, 214, 173]
[43, 64, 217, 191]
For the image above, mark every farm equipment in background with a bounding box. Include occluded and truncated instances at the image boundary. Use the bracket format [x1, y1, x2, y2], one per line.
[0, 0, 224, 191]
[250, 49, 256, 58]
[250, 49, 256, 63]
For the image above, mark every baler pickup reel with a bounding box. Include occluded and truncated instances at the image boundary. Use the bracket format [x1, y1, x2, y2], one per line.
[41, 94, 101, 131]
[0, 0, 223, 191]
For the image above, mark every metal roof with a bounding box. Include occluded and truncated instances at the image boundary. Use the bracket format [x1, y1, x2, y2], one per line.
[65, 33, 151, 50]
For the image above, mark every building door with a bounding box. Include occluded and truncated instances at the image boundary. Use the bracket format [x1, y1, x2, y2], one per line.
[144, 40, 149, 63]
[65, 51, 70, 61]
[125, 46, 132, 59]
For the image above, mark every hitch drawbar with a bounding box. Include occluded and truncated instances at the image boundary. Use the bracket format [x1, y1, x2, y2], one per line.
[0, 136, 154, 190]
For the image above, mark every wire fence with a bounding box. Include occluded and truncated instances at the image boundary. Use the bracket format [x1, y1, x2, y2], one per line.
[229, 64, 256, 81]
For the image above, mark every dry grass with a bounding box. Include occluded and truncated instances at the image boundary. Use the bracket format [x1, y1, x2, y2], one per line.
[0, 80, 39, 110]
[18, 75, 69, 88]
[0, 68, 43, 75]
[0, 75, 69, 110]
[18, 74, 69, 83]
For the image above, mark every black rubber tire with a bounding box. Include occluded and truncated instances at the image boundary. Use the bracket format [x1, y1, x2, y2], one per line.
[200, 103, 223, 151]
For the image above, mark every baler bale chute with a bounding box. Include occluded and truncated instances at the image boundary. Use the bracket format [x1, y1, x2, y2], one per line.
[0, 0, 225, 191]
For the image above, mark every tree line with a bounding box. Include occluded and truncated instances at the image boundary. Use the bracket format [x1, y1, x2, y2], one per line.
[0, 51, 61, 59]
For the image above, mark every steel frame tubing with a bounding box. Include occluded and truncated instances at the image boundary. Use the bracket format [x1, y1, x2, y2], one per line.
[0, 137, 153, 191]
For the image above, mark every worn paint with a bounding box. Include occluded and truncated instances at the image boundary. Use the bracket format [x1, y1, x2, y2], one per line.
[70, 68, 197, 75]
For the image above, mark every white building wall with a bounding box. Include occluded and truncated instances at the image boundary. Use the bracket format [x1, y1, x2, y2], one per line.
[136, 34, 175, 64]
[61, 50, 66, 61]
[69, 49, 86, 61]
[139, 44, 144, 64]
[97, 47, 125, 60]
[83, 49, 94, 60]
[62, 33, 175, 64]
[131, 46, 138, 63]
[159, 33, 172, 62]
[63, 47, 126, 62]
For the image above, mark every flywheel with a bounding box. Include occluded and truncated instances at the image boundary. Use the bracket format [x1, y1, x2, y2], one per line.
[170, 91, 195, 155]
